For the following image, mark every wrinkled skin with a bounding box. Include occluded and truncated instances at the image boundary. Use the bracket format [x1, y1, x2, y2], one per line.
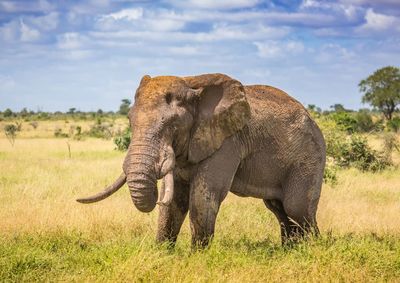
[77, 73, 326, 248]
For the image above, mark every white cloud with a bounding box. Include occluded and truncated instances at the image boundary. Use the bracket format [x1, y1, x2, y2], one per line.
[146, 18, 185, 32]
[98, 8, 185, 32]
[57, 33, 88, 50]
[359, 8, 397, 31]
[0, 0, 54, 13]
[286, 41, 305, 53]
[90, 22, 288, 44]
[100, 8, 143, 21]
[314, 43, 355, 63]
[254, 40, 304, 59]
[0, 21, 19, 42]
[339, 0, 400, 7]
[62, 50, 95, 60]
[89, 0, 110, 7]
[0, 1, 16, 12]
[20, 19, 40, 42]
[30, 12, 59, 31]
[168, 45, 200, 55]
[167, 0, 260, 10]
[301, 0, 361, 21]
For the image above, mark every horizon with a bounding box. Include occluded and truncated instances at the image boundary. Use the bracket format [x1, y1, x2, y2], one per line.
[1, 0, 399, 112]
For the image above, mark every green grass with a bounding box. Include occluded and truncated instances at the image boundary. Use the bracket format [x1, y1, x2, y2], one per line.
[1, 232, 399, 282]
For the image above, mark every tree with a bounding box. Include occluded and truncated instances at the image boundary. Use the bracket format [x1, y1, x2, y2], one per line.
[119, 99, 131, 115]
[3, 108, 13, 117]
[68, 108, 76, 115]
[359, 66, 400, 120]
[20, 108, 28, 118]
[330, 104, 346, 112]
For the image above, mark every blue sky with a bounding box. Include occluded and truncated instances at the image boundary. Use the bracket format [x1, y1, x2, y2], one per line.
[0, 0, 399, 112]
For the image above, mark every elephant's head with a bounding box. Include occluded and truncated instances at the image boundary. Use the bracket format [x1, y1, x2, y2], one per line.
[77, 73, 250, 212]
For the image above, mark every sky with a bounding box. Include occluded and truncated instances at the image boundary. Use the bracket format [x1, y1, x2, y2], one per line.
[0, 0, 399, 112]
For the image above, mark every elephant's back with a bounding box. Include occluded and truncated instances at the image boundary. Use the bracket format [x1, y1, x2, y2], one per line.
[244, 85, 308, 120]
[241, 85, 325, 163]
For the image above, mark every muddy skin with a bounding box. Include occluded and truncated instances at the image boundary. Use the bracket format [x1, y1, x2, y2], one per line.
[77, 73, 326, 248]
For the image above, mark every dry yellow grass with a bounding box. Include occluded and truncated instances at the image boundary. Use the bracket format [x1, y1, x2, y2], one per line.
[1, 137, 399, 238]
[0, 133, 399, 282]
[0, 118, 128, 139]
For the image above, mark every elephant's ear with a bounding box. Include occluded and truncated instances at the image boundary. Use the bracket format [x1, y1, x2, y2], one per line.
[184, 73, 251, 163]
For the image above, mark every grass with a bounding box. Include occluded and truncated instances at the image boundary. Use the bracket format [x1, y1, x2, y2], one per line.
[0, 131, 400, 281]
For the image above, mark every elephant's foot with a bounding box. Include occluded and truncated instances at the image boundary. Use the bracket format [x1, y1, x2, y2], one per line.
[263, 198, 320, 245]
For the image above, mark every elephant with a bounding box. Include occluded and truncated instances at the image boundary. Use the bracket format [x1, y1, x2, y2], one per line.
[77, 73, 326, 248]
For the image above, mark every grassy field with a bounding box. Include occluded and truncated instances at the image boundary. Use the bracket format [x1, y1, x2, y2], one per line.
[0, 123, 399, 282]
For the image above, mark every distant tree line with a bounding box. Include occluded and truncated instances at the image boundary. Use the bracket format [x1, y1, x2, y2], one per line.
[0, 99, 132, 121]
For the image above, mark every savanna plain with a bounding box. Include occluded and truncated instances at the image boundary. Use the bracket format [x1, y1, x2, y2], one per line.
[0, 119, 399, 282]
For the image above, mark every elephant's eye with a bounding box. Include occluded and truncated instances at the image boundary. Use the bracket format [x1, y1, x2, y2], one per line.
[165, 92, 172, 105]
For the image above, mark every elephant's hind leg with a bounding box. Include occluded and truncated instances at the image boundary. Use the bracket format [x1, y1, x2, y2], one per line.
[156, 178, 190, 245]
[263, 199, 293, 244]
[281, 165, 322, 242]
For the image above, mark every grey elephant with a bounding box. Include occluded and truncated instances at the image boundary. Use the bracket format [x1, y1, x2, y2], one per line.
[77, 73, 326, 248]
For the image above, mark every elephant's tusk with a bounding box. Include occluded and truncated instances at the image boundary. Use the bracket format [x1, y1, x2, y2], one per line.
[76, 173, 126, 203]
[157, 171, 174, 206]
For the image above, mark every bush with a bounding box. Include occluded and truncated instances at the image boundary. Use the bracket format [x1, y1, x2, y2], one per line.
[387, 117, 400, 132]
[38, 112, 49, 120]
[86, 118, 112, 139]
[29, 121, 39, 129]
[329, 135, 390, 172]
[323, 164, 338, 186]
[4, 124, 18, 146]
[114, 127, 131, 151]
[382, 133, 400, 163]
[54, 128, 69, 138]
[330, 112, 357, 133]
[355, 111, 374, 132]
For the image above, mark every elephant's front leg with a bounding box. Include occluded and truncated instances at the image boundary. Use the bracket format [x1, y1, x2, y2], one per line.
[156, 177, 189, 245]
[189, 140, 241, 249]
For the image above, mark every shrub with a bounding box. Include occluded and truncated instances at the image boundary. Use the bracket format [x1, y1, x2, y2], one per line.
[387, 117, 400, 132]
[38, 112, 49, 120]
[114, 127, 131, 151]
[3, 108, 13, 117]
[67, 125, 83, 140]
[29, 121, 39, 129]
[330, 112, 357, 133]
[318, 112, 391, 171]
[4, 124, 18, 146]
[382, 132, 400, 163]
[330, 135, 390, 172]
[323, 164, 338, 186]
[54, 128, 69, 138]
[355, 111, 374, 132]
[86, 119, 112, 139]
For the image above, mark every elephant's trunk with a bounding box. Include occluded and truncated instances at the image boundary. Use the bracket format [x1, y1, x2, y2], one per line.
[124, 137, 160, 213]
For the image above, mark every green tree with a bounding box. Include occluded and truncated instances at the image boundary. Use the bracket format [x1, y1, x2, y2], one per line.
[359, 66, 400, 120]
[330, 104, 346, 112]
[4, 108, 13, 117]
[118, 99, 131, 115]
[20, 108, 28, 118]
[68, 108, 76, 115]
